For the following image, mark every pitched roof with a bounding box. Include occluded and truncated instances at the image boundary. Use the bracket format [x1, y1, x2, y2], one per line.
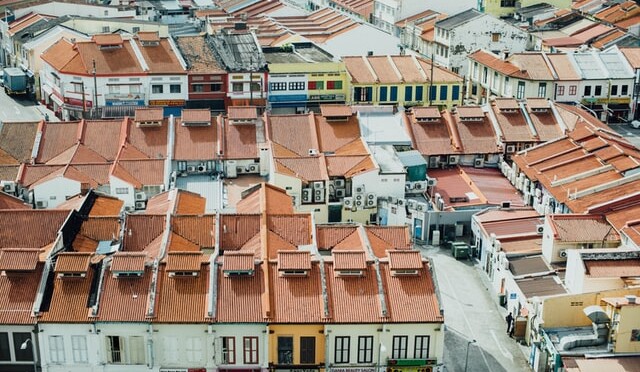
[0, 191, 30, 210]
[332, 250, 367, 270]
[166, 252, 204, 272]
[0, 249, 40, 271]
[222, 252, 255, 272]
[223, 118, 257, 159]
[325, 263, 383, 322]
[110, 252, 147, 272]
[0, 210, 69, 248]
[228, 106, 258, 120]
[387, 250, 423, 270]
[54, 252, 91, 273]
[154, 262, 209, 323]
[95, 266, 152, 321]
[174, 35, 226, 74]
[549, 214, 620, 242]
[277, 251, 311, 270]
[268, 262, 325, 323]
[39, 264, 95, 322]
[584, 259, 640, 277]
[0, 121, 39, 164]
[0, 262, 43, 324]
[216, 261, 265, 322]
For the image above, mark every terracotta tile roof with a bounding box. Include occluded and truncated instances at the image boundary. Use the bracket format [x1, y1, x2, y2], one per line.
[325, 155, 375, 177]
[216, 261, 265, 322]
[474, 207, 540, 223]
[114, 159, 165, 186]
[154, 262, 209, 323]
[0, 192, 29, 210]
[585, 259, 640, 277]
[236, 183, 296, 216]
[464, 167, 525, 207]
[54, 252, 91, 273]
[267, 113, 318, 157]
[79, 216, 120, 242]
[39, 265, 95, 322]
[380, 262, 443, 322]
[95, 266, 152, 321]
[0, 210, 69, 248]
[171, 214, 215, 248]
[509, 255, 551, 276]
[387, 250, 422, 270]
[0, 165, 18, 181]
[480, 216, 544, 239]
[316, 225, 359, 251]
[405, 111, 456, 156]
[166, 252, 203, 272]
[277, 251, 311, 271]
[223, 119, 257, 159]
[220, 214, 261, 250]
[0, 121, 39, 164]
[528, 109, 562, 142]
[546, 54, 580, 80]
[325, 264, 383, 322]
[469, 50, 528, 78]
[74, 39, 146, 75]
[343, 56, 376, 84]
[453, 111, 500, 154]
[135, 108, 163, 122]
[549, 214, 619, 242]
[181, 109, 211, 124]
[135, 38, 185, 74]
[491, 101, 535, 142]
[0, 259, 42, 324]
[228, 106, 258, 120]
[620, 47, 640, 68]
[123, 214, 166, 253]
[82, 120, 123, 160]
[93, 34, 124, 46]
[268, 214, 311, 246]
[268, 262, 325, 322]
[365, 226, 411, 258]
[137, 31, 160, 42]
[320, 105, 352, 118]
[36, 121, 79, 163]
[87, 194, 123, 216]
[315, 113, 362, 153]
[166, 231, 200, 252]
[222, 252, 255, 272]
[332, 250, 367, 270]
[0, 249, 39, 271]
[174, 35, 226, 74]
[126, 120, 168, 159]
[275, 157, 328, 182]
[20, 165, 64, 187]
[515, 275, 566, 298]
[413, 106, 441, 119]
[110, 252, 146, 272]
[500, 237, 542, 255]
[174, 118, 219, 161]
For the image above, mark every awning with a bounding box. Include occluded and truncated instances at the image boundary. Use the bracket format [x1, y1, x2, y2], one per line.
[42, 84, 53, 97]
[50, 94, 64, 106]
[101, 105, 138, 119]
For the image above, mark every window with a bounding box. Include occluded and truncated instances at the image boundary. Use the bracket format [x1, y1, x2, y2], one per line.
[392, 336, 408, 359]
[300, 337, 315, 364]
[611, 85, 618, 95]
[501, 0, 515, 6]
[557, 85, 565, 96]
[243, 337, 259, 364]
[72, 336, 88, 363]
[483, 67, 488, 84]
[492, 32, 500, 42]
[334, 336, 350, 364]
[622, 85, 629, 95]
[390, 86, 398, 101]
[232, 83, 243, 92]
[516, 81, 525, 99]
[115, 187, 128, 194]
[584, 85, 591, 96]
[210, 83, 222, 92]
[170, 84, 181, 93]
[379, 86, 388, 102]
[106, 336, 122, 364]
[277, 336, 293, 364]
[414, 336, 430, 359]
[327, 80, 342, 90]
[222, 337, 235, 364]
[492, 71, 498, 90]
[192, 84, 204, 92]
[569, 85, 577, 95]
[308, 81, 324, 90]
[538, 82, 547, 98]
[429, 85, 437, 101]
[132, 27, 140, 33]
[129, 336, 145, 365]
[439, 85, 448, 101]
[415, 86, 424, 101]
[13, 333, 31, 362]
[152, 85, 163, 94]
[102, 26, 110, 33]
[354, 87, 372, 101]
[130, 85, 140, 94]
[288, 82, 305, 90]
[0, 333, 9, 361]
[357, 336, 373, 363]
[405, 86, 413, 101]
[270, 82, 286, 91]
[72, 82, 83, 93]
[108, 85, 120, 94]
[185, 337, 202, 364]
[594, 85, 602, 96]
[163, 337, 178, 363]
[250, 82, 261, 92]
[49, 335, 65, 364]
[452, 85, 460, 101]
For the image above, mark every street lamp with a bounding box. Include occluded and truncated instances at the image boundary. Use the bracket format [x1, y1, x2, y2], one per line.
[20, 338, 37, 372]
[463, 339, 476, 372]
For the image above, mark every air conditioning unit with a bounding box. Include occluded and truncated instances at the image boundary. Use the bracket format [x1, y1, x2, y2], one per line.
[226, 161, 238, 178]
[365, 198, 376, 208]
[343, 197, 353, 207]
[35, 200, 48, 209]
[474, 158, 484, 168]
[135, 191, 147, 201]
[334, 179, 345, 188]
[1, 181, 16, 194]
[197, 163, 207, 173]
[354, 185, 365, 194]
[559, 250, 568, 258]
[290, 194, 299, 207]
[414, 181, 426, 191]
[397, 199, 405, 207]
[302, 188, 312, 203]
[389, 196, 397, 204]
[506, 145, 515, 153]
[186, 165, 196, 173]
[427, 178, 437, 187]
[405, 182, 414, 191]
[416, 203, 426, 212]
[448, 155, 459, 165]
[313, 181, 324, 189]
[429, 156, 439, 168]
[308, 148, 318, 156]
[335, 188, 346, 198]
[536, 224, 544, 234]
[246, 163, 259, 174]
[355, 198, 364, 207]
[407, 200, 417, 210]
[314, 189, 325, 203]
[135, 201, 146, 210]
[124, 206, 135, 212]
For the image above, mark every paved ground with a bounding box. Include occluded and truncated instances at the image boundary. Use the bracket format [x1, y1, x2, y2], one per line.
[417, 244, 531, 372]
[0, 89, 58, 122]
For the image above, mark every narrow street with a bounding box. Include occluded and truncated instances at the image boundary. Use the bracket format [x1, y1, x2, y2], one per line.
[0, 88, 58, 122]
[417, 245, 531, 372]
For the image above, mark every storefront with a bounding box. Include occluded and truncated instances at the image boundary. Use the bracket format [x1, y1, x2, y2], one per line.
[149, 99, 186, 117]
[386, 358, 438, 372]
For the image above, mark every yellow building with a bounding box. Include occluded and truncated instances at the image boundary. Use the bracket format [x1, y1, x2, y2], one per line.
[264, 43, 348, 114]
[601, 296, 640, 353]
[343, 55, 463, 109]
[481, 0, 572, 18]
[268, 324, 326, 371]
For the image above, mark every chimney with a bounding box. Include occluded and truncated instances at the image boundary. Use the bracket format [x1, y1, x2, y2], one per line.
[500, 50, 510, 60]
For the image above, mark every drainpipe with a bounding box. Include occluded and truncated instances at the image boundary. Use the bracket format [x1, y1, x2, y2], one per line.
[147, 323, 154, 369]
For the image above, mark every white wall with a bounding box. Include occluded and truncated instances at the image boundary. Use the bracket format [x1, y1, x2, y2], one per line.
[154, 324, 211, 370]
[23, 30, 90, 74]
[109, 176, 135, 207]
[40, 323, 99, 372]
[564, 250, 585, 294]
[213, 324, 268, 368]
[33, 177, 81, 209]
[15, 2, 136, 18]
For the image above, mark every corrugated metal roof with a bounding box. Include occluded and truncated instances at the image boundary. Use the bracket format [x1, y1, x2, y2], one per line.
[435, 8, 483, 30]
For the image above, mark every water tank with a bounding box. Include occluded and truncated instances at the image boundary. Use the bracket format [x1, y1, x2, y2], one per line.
[432, 230, 441, 246]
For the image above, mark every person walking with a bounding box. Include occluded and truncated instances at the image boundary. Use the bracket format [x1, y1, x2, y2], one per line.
[505, 312, 513, 334]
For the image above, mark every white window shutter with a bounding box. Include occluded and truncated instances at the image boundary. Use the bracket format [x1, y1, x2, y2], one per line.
[129, 336, 145, 365]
